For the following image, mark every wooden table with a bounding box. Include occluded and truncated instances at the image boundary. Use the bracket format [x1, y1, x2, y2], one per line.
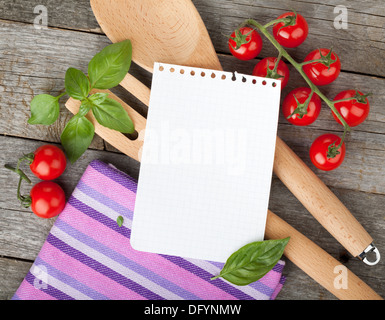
[0, 0, 384, 300]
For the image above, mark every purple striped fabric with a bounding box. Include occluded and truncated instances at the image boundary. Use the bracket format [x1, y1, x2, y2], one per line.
[13, 160, 286, 300]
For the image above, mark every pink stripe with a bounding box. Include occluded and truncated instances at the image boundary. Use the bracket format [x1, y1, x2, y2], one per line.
[60, 204, 236, 300]
[258, 270, 281, 289]
[81, 166, 136, 211]
[271, 282, 284, 300]
[38, 242, 145, 300]
[14, 279, 56, 300]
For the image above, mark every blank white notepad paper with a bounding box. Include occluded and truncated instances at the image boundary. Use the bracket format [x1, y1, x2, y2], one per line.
[131, 63, 281, 262]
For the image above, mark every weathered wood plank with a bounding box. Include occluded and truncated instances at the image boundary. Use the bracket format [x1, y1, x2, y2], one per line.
[0, 257, 32, 300]
[0, 20, 383, 198]
[0, 0, 383, 76]
[0, 3, 384, 300]
[0, 0, 101, 32]
[0, 20, 103, 149]
[0, 135, 384, 300]
[0, 19, 150, 148]
[0, 19, 383, 196]
[195, 0, 385, 77]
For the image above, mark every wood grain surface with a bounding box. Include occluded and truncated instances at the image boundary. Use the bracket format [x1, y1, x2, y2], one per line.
[0, 0, 384, 300]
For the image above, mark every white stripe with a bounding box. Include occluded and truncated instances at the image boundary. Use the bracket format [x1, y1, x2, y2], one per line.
[30, 264, 92, 300]
[185, 258, 270, 299]
[50, 225, 182, 300]
[72, 188, 132, 228]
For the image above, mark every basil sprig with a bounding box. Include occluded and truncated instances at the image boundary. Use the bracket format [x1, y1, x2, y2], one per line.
[211, 237, 289, 286]
[28, 40, 134, 163]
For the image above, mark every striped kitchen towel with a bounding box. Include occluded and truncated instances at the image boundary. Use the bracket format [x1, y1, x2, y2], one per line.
[12, 159, 286, 300]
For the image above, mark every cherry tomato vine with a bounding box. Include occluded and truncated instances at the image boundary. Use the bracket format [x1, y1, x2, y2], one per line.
[4, 144, 67, 218]
[229, 11, 371, 170]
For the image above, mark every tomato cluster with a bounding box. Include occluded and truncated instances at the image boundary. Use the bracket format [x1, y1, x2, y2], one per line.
[228, 12, 370, 171]
[6, 145, 67, 218]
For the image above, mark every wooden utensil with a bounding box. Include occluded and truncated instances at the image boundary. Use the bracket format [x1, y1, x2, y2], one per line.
[87, 0, 379, 265]
[265, 211, 382, 300]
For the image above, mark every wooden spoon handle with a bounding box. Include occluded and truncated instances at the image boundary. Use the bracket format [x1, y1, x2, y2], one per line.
[273, 137, 373, 258]
[120, 73, 151, 107]
[119, 74, 375, 261]
[65, 89, 144, 162]
[265, 211, 382, 300]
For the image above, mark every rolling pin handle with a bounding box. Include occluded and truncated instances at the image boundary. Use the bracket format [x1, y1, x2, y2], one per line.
[359, 243, 380, 266]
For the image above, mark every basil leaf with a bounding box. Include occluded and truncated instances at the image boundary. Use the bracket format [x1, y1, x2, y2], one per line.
[117, 215, 124, 227]
[88, 40, 132, 89]
[60, 114, 95, 163]
[28, 94, 60, 125]
[65, 67, 90, 100]
[88, 92, 109, 105]
[78, 99, 93, 117]
[211, 237, 290, 286]
[91, 97, 134, 133]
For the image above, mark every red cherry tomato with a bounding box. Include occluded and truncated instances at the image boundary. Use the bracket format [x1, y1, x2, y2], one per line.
[252, 57, 290, 89]
[228, 27, 263, 61]
[303, 49, 341, 86]
[29, 145, 67, 180]
[332, 90, 370, 127]
[273, 12, 308, 48]
[30, 181, 66, 218]
[309, 134, 346, 171]
[282, 87, 322, 126]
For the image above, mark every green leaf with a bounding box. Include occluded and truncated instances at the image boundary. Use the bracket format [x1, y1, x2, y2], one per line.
[28, 94, 60, 125]
[88, 40, 132, 89]
[88, 92, 109, 105]
[60, 114, 95, 163]
[117, 215, 124, 227]
[78, 99, 93, 117]
[91, 97, 134, 133]
[211, 237, 290, 286]
[65, 68, 90, 100]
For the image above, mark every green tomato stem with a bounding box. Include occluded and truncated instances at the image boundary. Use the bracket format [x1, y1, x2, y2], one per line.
[262, 17, 289, 29]
[300, 59, 324, 67]
[4, 164, 31, 183]
[4, 165, 32, 208]
[332, 97, 359, 104]
[272, 52, 283, 73]
[16, 175, 32, 208]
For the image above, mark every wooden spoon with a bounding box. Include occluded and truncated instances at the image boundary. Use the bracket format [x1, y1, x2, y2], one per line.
[91, 0, 222, 73]
[64, 0, 382, 299]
